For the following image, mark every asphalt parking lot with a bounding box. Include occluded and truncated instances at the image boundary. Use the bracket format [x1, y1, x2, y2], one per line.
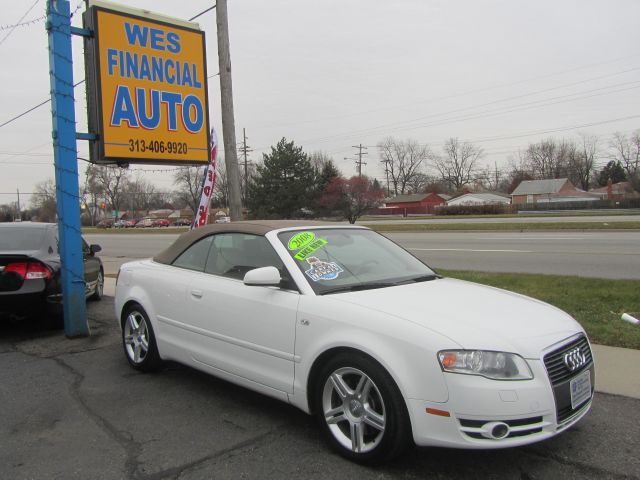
[2, 298, 640, 480]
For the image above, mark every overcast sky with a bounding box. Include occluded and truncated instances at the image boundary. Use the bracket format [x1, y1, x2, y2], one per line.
[1, 0, 639, 206]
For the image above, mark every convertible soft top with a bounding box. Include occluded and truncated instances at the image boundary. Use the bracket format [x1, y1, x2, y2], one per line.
[153, 220, 345, 265]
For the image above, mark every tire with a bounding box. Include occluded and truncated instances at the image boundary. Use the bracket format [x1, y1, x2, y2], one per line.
[314, 352, 411, 463]
[90, 270, 104, 301]
[121, 304, 162, 372]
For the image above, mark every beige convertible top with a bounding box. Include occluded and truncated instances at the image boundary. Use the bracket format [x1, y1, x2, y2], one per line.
[153, 220, 349, 265]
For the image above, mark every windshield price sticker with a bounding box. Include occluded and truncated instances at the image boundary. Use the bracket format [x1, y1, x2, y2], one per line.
[304, 257, 343, 282]
[294, 238, 328, 261]
[288, 231, 315, 250]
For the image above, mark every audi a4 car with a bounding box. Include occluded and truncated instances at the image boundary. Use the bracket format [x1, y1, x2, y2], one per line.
[0, 222, 104, 321]
[114, 221, 594, 463]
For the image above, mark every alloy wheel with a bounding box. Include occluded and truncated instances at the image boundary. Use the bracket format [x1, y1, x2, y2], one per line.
[123, 311, 149, 364]
[321, 367, 386, 453]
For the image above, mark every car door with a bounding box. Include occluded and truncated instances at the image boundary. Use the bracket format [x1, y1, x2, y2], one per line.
[82, 238, 100, 296]
[184, 233, 299, 394]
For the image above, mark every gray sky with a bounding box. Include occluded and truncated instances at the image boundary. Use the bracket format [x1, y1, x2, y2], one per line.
[1, 0, 639, 207]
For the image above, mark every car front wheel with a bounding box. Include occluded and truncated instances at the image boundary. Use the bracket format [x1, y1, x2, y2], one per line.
[121, 305, 162, 372]
[315, 352, 411, 463]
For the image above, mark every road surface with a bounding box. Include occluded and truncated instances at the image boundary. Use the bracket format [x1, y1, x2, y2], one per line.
[86, 230, 640, 279]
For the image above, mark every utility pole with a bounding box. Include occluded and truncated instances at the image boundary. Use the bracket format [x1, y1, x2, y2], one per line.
[238, 128, 253, 201]
[380, 158, 391, 196]
[216, 0, 243, 219]
[16, 189, 21, 221]
[352, 144, 368, 176]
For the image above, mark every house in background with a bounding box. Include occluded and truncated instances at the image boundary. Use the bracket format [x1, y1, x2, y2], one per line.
[384, 192, 450, 209]
[589, 181, 640, 201]
[511, 178, 598, 204]
[446, 192, 510, 206]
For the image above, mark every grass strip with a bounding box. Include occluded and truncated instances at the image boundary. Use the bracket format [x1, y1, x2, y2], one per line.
[438, 269, 640, 350]
[366, 221, 640, 232]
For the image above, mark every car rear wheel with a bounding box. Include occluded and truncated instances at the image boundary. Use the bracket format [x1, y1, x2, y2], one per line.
[315, 352, 411, 463]
[121, 305, 162, 372]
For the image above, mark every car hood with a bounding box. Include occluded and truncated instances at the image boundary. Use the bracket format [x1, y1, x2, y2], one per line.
[329, 278, 582, 358]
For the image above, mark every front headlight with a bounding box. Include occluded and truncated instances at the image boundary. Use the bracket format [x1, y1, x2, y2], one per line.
[438, 350, 533, 380]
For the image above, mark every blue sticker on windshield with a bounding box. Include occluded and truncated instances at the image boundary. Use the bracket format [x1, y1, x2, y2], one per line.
[304, 256, 343, 282]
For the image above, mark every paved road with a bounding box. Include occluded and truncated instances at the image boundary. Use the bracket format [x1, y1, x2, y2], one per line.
[1, 298, 639, 480]
[360, 214, 640, 224]
[86, 230, 640, 279]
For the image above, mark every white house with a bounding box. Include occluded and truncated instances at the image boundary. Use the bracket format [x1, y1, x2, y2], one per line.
[446, 193, 511, 206]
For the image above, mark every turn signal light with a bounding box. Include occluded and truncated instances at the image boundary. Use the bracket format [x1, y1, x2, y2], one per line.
[426, 408, 451, 417]
[440, 352, 458, 369]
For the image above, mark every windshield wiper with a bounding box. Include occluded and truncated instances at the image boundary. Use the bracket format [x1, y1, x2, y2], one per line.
[319, 282, 398, 295]
[395, 274, 440, 285]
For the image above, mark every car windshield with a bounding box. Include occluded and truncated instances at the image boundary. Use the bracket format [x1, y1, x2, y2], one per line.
[278, 228, 437, 295]
[0, 226, 48, 251]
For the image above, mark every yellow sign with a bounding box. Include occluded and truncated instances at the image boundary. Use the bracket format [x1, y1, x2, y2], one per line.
[84, 4, 210, 164]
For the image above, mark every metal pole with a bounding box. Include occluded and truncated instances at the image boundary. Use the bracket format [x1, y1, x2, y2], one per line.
[47, 0, 89, 337]
[216, 0, 243, 220]
[16, 189, 20, 221]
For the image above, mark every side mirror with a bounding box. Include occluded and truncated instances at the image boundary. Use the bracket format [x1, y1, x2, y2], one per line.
[90, 244, 102, 255]
[243, 266, 281, 287]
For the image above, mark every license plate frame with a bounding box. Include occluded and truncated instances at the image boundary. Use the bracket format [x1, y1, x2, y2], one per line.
[570, 369, 592, 410]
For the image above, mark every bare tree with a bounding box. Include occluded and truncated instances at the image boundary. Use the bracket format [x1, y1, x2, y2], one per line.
[80, 164, 104, 226]
[405, 172, 430, 194]
[568, 134, 598, 191]
[94, 165, 129, 213]
[125, 176, 169, 214]
[173, 166, 206, 214]
[434, 137, 483, 191]
[609, 130, 640, 180]
[377, 137, 431, 196]
[30, 179, 57, 222]
[212, 159, 230, 209]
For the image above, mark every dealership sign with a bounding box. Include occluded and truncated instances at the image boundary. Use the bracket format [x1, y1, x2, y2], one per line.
[83, 1, 210, 164]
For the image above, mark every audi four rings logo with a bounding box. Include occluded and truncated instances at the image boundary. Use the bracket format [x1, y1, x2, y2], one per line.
[563, 347, 587, 371]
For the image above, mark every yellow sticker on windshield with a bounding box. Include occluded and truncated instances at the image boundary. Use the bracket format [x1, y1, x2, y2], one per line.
[288, 231, 315, 250]
[294, 238, 328, 260]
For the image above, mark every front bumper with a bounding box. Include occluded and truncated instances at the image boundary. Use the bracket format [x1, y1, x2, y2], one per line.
[409, 342, 594, 449]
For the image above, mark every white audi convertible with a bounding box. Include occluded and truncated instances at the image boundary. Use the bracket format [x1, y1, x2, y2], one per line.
[114, 221, 594, 462]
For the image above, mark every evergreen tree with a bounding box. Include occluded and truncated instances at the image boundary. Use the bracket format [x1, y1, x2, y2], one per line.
[596, 161, 627, 187]
[247, 138, 316, 219]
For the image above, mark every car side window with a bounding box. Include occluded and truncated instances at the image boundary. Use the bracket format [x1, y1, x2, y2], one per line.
[172, 236, 214, 272]
[205, 233, 295, 288]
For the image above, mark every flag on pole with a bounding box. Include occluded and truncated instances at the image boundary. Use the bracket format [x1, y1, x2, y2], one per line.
[192, 129, 218, 229]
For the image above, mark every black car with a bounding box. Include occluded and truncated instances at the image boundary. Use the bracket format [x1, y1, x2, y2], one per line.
[0, 222, 103, 321]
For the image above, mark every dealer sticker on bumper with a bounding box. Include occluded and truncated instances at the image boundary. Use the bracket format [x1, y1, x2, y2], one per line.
[570, 369, 592, 410]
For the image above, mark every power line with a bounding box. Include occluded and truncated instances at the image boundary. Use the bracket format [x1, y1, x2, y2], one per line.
[0, 0, 40, 47]
[0, 80, 84, 129]
[189, 4, 217, 21]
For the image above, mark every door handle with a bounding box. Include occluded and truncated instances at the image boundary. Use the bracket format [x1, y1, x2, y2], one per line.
[190, 289, 203, 299]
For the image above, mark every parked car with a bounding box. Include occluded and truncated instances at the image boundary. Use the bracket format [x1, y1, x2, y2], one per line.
[96, 219, 114, 228]
[214, 216, 231, 224]
[1, 222, 103, 321]
[135, 219, 153, 228]
[115, 222, 594, 463]
[124, 219, 137, 228]
[151, 219, 170, 227]
[171, 218, 192, 227]
[113, 220, 127, 228]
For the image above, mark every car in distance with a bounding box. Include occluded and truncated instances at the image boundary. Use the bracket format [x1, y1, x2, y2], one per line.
[171, 218, 192, 227]
[1, 222, 103, 321]
[114, 221, 594, 463]
[96, 219, 114, 228]
[214, 216, 231, 224]
[151, 219, 170, 228]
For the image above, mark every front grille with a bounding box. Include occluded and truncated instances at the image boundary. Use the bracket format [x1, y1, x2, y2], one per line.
[543, 335, 593, 385]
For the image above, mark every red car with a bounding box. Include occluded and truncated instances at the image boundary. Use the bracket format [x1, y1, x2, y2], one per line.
[152, 219, 170, 227]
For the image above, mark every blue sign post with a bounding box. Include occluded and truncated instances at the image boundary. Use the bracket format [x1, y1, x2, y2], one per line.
[47, 0, 89, 337]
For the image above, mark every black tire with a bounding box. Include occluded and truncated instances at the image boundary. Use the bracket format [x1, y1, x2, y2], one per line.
[90, 270, 104, 301]
[121, 304, 162, 372]
[314, 352, 412, 463]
